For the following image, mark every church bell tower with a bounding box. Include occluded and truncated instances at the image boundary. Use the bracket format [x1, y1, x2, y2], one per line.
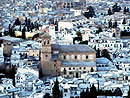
[41, 33, 52, 76]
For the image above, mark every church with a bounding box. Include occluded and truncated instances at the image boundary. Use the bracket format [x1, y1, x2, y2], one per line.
[40, 33, 97, 78]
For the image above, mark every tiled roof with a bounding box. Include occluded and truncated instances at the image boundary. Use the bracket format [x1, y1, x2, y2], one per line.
[61, 61, 96, 67]
[59, 44, 96, 53]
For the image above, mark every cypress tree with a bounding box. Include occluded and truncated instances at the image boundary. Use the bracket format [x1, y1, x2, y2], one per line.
[108, 8, 113, 15]
[101, 49, 111, 60]
[22, 26, 26, 39]
[128, 87, 130, 98]
[53, 79, 62, 98]
[122, 18, 126, 24]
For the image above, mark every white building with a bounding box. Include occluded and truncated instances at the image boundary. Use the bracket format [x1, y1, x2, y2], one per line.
[70, 9, 82, 16]
[96, 57, 116, 72]
[58, 15, 88, 31]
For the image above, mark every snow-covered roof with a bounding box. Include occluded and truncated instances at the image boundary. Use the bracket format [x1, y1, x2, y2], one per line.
[96, 57, 111, 65]
[0, 36, 23, 42]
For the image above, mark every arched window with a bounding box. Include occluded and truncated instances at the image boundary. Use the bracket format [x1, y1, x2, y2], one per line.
[63, 68, 66, 74]
[44, 40, 46, 45]
[75, 55, 77, 59]
[47, 40, 49, 44]
[64, 56, 66, 59]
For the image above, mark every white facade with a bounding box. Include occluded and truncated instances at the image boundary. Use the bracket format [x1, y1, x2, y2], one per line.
[49, 24, 56, 40]
[58, 21, 73, 31]
[70, 9, 82, 16]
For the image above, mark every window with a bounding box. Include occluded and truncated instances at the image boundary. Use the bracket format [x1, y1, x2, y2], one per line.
[105, 65, 108, 67]
[126, 76, 128, 80]
[66, 55, 70, 60]
[47, 40, 49, 44]
[84, 67, 86, 70]
[44, 40, 46, 45]
[71, 55, 74, 59]
[69, 68, 71, 70]
[83, 71, 86, 73]
[63, 68, 66, 74]
[64, 89, 68, 92]
[64, 56, 66, 59]
[54, 64, 56, 67]
[86, 55, 88, 59]
[99, 65, 101, 67]
[75, 56, 77, 59]
[73, 67, 75, 70]
[79, 67, 82, 69]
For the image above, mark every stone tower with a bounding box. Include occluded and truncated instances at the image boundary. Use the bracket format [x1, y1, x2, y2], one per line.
[41, 33, 52, 76]
[40, 33, 58, 76]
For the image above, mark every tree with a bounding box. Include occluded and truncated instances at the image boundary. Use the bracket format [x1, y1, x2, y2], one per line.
[126, 8, 129, 13]
[86, 87, 90, 98]
[52, 79, 62, 98]
[19, 25, 21, 31]
[96, 27, 102, 34]
[88, 6, 95, 17]
[113, 33, 116, 37]
[22, 26, 26, 39]
[30, 22, 34, 32]
[36, 22, 39, 30]
[90, 67, 94, 72]
[0, 32, 2, 37]
[97, 89, 105, 96]
[11, 29, 15, 37]
[121, 31, 130, 36]
[14, 18, 21, 25]
[112, 3, 121, 13]
[76, 31, 82, 37]
[108, 20, 112, 28]
[108, 8, 113, 15]
[90, 84, 97, 98]
[8, 24, 15, 37]
[80, 90, 86, 98]
[124, 7, 129, 14]
[4, 31, 8, 36]
[96, 48, 101, 58]
[27, 18, 31, 27]
[124, 7, 127, 14]
[83, 6, 95, 18]
[105, 90, 113, 96]
[44, 93, 52, 98]
[32, 33, 39, 40]
[8, 24, 12, 36]
[101, 49, 111, 60]
[113, 21, 117, 28]
[25, 17, 28, 26]
[94, 46, 96, 51]
[114, 88, 122, 96]
[122, 18, 126, 24]
[127, 87, 130, 98]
